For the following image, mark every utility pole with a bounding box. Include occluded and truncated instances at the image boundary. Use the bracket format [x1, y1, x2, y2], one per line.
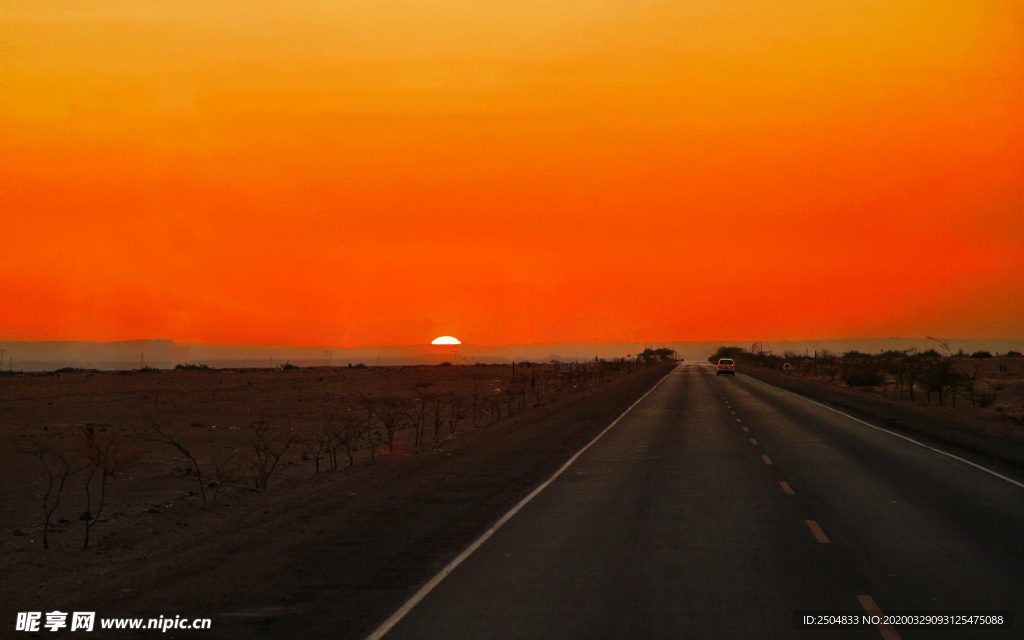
[324, 350, 334, 366]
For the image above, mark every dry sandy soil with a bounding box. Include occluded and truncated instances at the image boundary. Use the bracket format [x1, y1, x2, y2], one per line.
[1, 362, 673, 639]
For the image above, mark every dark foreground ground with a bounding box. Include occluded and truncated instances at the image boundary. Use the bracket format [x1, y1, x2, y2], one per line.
[5, 361, 1022, 639]
[2, 364, 673, 639]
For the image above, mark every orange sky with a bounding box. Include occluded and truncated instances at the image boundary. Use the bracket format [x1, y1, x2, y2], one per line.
[3, 0, 1023, 347]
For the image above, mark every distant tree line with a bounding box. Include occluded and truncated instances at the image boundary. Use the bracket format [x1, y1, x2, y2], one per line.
[637, 348, 680, 363]
[708, 342, 1023, 410]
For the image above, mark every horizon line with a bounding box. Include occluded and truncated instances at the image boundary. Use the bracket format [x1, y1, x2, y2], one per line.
[3, 336, 1024, 349]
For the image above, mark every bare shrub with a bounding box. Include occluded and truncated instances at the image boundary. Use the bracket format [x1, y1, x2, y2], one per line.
[818, 351, 839, 383]
[137, 417, 206, 503]
[19, 436, 87, 549]
[323, 412, 362, 469]
[80, 427, 137, 550]
[921, 358, 963, 406]
[360, 397, 379, 459]
[299, 430, 329, 474]
[247, 423, 296, 490]
[373, 396, 408, 455]
[447, 392, 464, 436]
[209, 455, 246, 502]
[429, 392, 447, 444]
[411, 390, 433, 448]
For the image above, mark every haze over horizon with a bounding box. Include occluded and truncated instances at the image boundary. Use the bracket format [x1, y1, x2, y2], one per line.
[4, 336, 1023, 372]
[3, 1, 1022, 346]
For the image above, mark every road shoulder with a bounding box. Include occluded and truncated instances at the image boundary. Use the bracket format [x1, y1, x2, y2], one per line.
[740, 368, 1024, 475]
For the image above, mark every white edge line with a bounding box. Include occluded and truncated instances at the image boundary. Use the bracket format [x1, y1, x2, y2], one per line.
[362, 367, 677, 640]
[747, 375, 1024, 491]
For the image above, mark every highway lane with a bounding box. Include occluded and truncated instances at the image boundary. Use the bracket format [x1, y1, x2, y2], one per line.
[370, 363, 1023, 639]
[728, 369, 1024, 638]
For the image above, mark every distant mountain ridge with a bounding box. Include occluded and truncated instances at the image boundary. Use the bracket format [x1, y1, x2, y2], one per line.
[1, 337, 1022, 371]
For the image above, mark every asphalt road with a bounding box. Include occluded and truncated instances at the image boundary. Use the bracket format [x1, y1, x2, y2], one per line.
[370, 363, 1024, 640]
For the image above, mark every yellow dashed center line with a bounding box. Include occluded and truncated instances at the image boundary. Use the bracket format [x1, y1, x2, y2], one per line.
[735, 418, 742, 423]
[857, 595, 903, 640]
[805, 520, 830, 543]
[761, 454, 773, 465]
[742, 426, 750, 432]
[779, 481, 795, 494]
[749, 438, 758, 446]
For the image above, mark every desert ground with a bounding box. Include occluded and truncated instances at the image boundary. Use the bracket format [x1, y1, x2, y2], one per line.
[1, 361, 671, 637]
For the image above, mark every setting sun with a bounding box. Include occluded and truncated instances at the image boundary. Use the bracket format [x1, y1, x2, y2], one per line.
[431, 336, 462, 346]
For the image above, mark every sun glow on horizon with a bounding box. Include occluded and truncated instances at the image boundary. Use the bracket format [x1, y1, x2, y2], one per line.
[431, 336, 462, 345]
